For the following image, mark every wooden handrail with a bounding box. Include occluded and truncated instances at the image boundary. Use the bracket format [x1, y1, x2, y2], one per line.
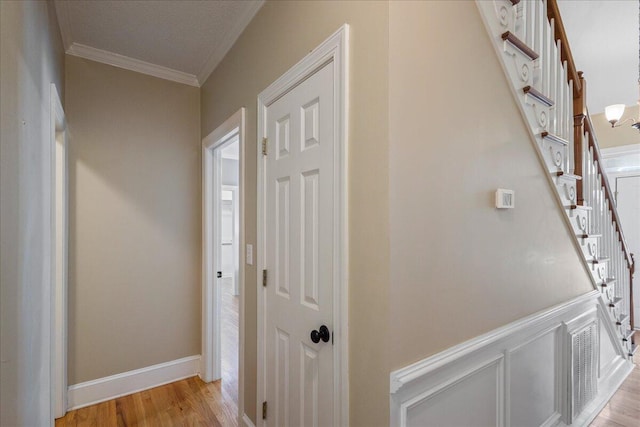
[546, 0, 634, 271]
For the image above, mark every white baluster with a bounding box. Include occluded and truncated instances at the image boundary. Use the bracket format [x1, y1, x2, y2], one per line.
[564, 62, 570, 143]
[515, 1, 525, 40]
[568, 80, 575, 173]
[557, 58, 564, 144]
[585, 144, 592, 227]
[564, 76, 576, 173]
[605, 201, 611, 259]
[526, 0, 535, 50]
[561, 61, 567, 141]
[542, 0, 550, 97]
[617, 242, 622, 297]
[624, 259, 629, 319]
[534, 0, 543, 90]
[596, 173, 602, 235]
[549, 21, 557, 135]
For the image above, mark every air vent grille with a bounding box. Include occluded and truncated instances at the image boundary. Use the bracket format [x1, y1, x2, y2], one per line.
[570, 322, 599, 420]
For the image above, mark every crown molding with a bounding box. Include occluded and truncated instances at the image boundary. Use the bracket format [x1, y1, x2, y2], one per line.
[601, 143, 640, 158]
[66, 43, 200, 87]
[196, 0, 265, 85]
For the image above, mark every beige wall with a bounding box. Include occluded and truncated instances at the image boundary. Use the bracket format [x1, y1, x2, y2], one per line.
[0, 0, 65, 424]
[388, 0, 594, 370]
[200, 1, 390, 424]
[65, 56, 201, 383]
[592, 105, 640, 149]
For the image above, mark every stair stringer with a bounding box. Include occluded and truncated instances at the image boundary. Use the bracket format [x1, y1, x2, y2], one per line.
[474, 0, 631, 366]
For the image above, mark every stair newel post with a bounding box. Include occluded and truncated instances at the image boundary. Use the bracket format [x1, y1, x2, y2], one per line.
[572, 71, 586, 205]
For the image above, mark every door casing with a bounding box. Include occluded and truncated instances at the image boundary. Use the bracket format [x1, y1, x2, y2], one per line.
[202, 108, 246, 425]
[51, 83, 69, 419]
[256, 25, 350, 427]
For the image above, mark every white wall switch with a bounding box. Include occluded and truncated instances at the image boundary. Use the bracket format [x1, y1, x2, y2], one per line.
[246, 244, 253, 265]
[495, 189, 515, 209]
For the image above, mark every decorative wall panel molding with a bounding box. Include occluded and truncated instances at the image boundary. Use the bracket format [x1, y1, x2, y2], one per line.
[390, 292, 632, 427]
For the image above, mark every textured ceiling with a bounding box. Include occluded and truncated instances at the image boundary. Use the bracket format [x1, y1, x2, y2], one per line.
[55, 0, 263, 84]
[558, 0, 638, 114]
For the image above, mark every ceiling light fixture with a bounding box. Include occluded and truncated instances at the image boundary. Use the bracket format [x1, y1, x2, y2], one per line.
[604, 0, 640, 131]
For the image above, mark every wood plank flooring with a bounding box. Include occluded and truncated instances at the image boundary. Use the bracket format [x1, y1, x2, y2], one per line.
[57, 281, 240, 427]
[55, 377, 236, 427]
[221, 277, 239, 407]
[590, 356, 640, 427]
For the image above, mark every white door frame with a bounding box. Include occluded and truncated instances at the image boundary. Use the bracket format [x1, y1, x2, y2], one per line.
[256, 25, 350, 427]
[202, 108, 246, 423]
[51, 84, 68, 419]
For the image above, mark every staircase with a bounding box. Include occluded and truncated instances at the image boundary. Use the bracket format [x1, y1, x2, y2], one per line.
[476, 0, 636, 361]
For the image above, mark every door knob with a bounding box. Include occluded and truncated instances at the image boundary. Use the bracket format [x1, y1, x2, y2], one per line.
[310, 325, 330, 343]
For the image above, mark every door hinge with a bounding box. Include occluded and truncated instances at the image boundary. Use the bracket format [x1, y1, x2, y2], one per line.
[263, 269, 267, 287]
[262, 137, 268, 156]
[262, 401, 268, 420]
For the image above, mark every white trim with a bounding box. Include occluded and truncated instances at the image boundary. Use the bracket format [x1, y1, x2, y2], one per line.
[202, 108, 246, 425]
[242, 414, 257, 427]
[55, 0, 263, 87]
[602, 144, 640, 175]
[575, 355, 634, 426]
[400, 355, 505, 427]
[390, 291, 633, 427]
[197, 0, 265, 85]
[256, 24, 350, 427]
[66, 43, 199, 87]
[67, 355, 200, 411]
[50, 84, 68, 420]
[390, 290, 599, 395]
[601, 143, 640, 159]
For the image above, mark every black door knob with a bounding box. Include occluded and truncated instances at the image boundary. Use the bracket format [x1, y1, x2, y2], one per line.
[310, 325, 330, 343]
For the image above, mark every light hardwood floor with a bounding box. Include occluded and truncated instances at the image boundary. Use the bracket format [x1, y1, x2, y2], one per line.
[56, 281, 240, 427]
[590, 355, 640, 427]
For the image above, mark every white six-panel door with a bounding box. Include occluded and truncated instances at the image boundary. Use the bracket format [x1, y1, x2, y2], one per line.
[264, 62, 335, 427]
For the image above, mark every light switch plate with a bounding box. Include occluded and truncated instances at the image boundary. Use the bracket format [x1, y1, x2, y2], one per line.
[246, 244, 253, 265]
[496, 188, 515, 209]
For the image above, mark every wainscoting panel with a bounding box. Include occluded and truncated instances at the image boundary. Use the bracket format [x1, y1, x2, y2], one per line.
[404, 355, 503, 427]
[508, 327, 560, 427]
[599, 317, 621, 380]
[390, 291, 633, 427]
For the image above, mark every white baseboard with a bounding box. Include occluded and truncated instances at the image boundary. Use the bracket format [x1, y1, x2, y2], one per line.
[242, 413, 256, 427]
[67, 355, 201, 410]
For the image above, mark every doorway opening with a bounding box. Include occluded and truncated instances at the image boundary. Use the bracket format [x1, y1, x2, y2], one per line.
[220, 141, 240, 404]
[202, 108, 245, 424]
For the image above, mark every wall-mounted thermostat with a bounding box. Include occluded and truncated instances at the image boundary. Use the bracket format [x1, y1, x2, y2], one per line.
[495, 189, 515, 209]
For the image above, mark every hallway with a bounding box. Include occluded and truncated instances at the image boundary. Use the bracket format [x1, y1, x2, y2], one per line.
[56, 282, 240, 426]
